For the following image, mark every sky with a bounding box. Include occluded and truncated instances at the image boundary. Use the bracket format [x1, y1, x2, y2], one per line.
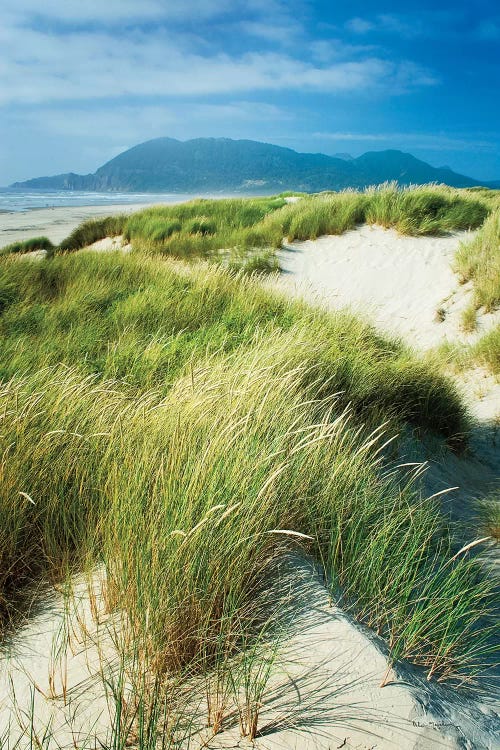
[1, 0, 499, 185]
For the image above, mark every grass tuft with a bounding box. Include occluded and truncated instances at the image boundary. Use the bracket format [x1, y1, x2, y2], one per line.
[58, 214, 128, 253]
[0, 236, 54, 256]
[472, 324, 500, 375]
[454, 208, 500, 325]
[0, 251, 468, 439]
[47, 186, 490, 276]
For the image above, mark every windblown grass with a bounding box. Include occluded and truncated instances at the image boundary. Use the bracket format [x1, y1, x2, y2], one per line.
[472, 325, 500, 375]
[28, 186, 488, 273]
[437, 324, 500, 377]
[0, 251, 468, 439]
[121, 187, 487, 259]
[364, 184, 488, 235]
[0, 342, 494, 690]
[455, 209, 500, 326]
[0, 208, 497, 745]
[122, 197, 286, 266]
[57, 214, 128, 253]
[0, 249, 494, 688]
[476, 491, 500, 541]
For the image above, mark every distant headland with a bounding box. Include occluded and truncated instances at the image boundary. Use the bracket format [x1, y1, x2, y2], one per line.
[10, 137, 500, 193]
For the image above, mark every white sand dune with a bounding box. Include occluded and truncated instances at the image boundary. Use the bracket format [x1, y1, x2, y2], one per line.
[277, 224, 500, 350]
[1, 558, 498, 750]
[276, 221, 500, 522]
[0, 574, 122, 749]
[1, 217, 499, 749]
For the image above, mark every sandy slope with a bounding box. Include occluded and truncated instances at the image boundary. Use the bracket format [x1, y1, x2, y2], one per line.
[1, 559, 498, 750]
[0, 575, 120, 748]
[1, 220, 499, 749]
[277, 224, 500, 350]
[276, 224, 500, 490]
[258, 226, 499, 749]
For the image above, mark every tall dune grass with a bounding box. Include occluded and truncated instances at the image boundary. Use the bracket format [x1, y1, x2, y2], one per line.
[364, 184, 489, 235]
[57, 214, 128, 253]
[15, 186, 485, 271]
[0, 236, 54, 256]
[455, 208, 500, 329]
[122, 187, 488, 259]
[435, 322, 500, 378]
[0, 252, 493, 685]
[0, 252, 468, 439]
[473, 324, 500, 375]
[0, 340, 495, 690]
[0, 226, 497, 741]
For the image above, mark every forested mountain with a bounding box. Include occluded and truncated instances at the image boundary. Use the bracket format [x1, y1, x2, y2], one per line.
[11, 137, 492, 192]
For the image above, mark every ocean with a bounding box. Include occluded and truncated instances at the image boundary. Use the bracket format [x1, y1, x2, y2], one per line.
[0, 189, 214, 213]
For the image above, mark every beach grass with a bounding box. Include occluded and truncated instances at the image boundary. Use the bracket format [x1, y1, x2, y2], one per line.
[454, 208, 500, 327]
[0, 188, 499, 744]
[0, 340, 494, 693]
[57, 214, 128, 253]
[437, 324, 500, 377]
[122, 186, 488, 258]
[475, 491, 500, 541]
[472, 324, 500, 375]
[0, 249, 495, 692]
[0, 251, 468, 437]
[363, 184, 489, 235]
[0, 236, 54, 256]
[12, 185, 485, 270]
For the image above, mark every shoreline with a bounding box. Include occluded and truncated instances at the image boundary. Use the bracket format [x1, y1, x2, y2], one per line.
[0, 201, 172, 247]
[0, 191, 272, 247]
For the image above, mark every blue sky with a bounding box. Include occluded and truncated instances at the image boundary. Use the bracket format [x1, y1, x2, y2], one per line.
[1, 0, 499, 185]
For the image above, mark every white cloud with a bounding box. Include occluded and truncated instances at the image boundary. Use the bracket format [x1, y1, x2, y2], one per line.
[345, 18, 375, 34]
[345, 11, 500, 42]
[0, 21, 435, 105]
[309, 38, 378, 63]
[477, 20, 500, 40]
[0, 1, 438, 107]
[7, 101, 290, 140]
[2, 0, 236, 24]
[313, 131, 498, 152]
[345, 13, 425, 38]
[239, 20, 302, 44]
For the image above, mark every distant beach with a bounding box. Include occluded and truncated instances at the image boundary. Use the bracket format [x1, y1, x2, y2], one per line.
[1, 203, 158, 247]
[0, 189, 208, 213]
[0, 190, 243, 246]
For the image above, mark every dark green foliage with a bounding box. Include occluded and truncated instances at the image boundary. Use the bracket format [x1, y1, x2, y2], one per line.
[11, 138, 489, 192]
[185, 216, 217, 235]
[0, 280, 19, 313]
[150, 220, 182, 241]
[0, 251, 469, 440]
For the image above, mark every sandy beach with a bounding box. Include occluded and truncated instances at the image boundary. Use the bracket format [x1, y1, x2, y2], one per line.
[0, 202, 170, 247]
